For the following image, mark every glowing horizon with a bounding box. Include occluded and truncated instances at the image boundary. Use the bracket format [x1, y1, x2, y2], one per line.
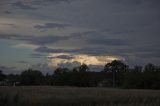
[48, 53, 125, 68]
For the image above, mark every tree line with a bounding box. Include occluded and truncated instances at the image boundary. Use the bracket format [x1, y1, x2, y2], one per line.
[0, 60, 160, 89]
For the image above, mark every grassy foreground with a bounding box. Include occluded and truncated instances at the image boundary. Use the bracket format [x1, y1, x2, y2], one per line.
[0, 86, 160, 106]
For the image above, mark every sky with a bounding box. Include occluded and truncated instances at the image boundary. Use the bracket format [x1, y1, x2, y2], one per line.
[0, 0, 160, 74]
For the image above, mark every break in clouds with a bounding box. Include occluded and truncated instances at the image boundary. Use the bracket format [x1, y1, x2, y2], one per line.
[0, 0, 160, 73]
[48, 53, 124, 68]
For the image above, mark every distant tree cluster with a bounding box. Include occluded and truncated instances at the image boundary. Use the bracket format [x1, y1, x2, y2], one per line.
[0, 61, 160, 89]
[122, 64, 160, 89]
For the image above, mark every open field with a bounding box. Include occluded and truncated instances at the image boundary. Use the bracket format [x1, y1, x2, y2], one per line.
[0, 86, 160, 106]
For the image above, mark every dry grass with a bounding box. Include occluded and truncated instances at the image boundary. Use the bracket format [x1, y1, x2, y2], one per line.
[0, 86, 160, 106]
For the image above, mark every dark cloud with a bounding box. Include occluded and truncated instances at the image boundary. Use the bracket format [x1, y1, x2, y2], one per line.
[34, 23, 70, 31]
[113, 0, 160, 7]
[0, 33, 67, 45]
[34, 46, 79, 53]
[2, 31, 127, 46]
[34, 46, 59, 53]
[50, 55, 73, 59]
[11, 1, 37, 10]
[87, 37, 130, 46]
[29, 36, 64, 45]
[111, 30, 135, 35]
[34, 46, 114, 56]
[129, 47, 160, 59]
[0, 0, 76, 13]
[135, 52, 160, 58]
[34, 46, 108, 55]
[0, 33, 23, 40]
[112, 0, 143, 5]
[0, 31, 131, 56]
[70, 31, 131, 46]
[0, 31, 159, 63]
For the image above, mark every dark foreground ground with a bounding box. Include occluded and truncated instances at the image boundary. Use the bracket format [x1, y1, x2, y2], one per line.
[0, 86, 160, 106]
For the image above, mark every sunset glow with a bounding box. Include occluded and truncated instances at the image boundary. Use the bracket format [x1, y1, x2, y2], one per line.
[48, 53, 124, 68]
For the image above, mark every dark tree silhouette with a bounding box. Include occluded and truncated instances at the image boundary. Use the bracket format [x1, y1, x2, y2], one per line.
[20, 69, 44, 85]
[78, 63, 89, 72]
[104, 60, 128, 87]
[0, 70, 6, 81]
[144, 63, 156, 72]
[0, 60, 160, 89]
[134, 65, 143, 72]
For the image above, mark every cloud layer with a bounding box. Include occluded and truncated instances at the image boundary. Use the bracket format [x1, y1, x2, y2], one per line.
[0, 0, 160, 73]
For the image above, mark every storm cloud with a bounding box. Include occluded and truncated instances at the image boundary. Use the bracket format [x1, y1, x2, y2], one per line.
[0, 0, 160, 73]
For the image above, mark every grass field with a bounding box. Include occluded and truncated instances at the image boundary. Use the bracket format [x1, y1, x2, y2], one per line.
[0, 86, 160, 106]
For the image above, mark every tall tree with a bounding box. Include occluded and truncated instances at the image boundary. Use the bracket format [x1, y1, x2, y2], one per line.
[20, 69, 44, 85]
[78, 63, 89, 72]
[104, 60, 128, 87]
[144, 63, 156, 72]
[0, 70, 6, 81]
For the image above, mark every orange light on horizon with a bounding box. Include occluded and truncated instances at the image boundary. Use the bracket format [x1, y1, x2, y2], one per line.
[48, 53, 124, 68]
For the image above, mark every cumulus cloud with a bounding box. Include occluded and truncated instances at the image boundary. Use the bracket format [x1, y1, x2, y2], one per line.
[48, 53, 124, 69]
